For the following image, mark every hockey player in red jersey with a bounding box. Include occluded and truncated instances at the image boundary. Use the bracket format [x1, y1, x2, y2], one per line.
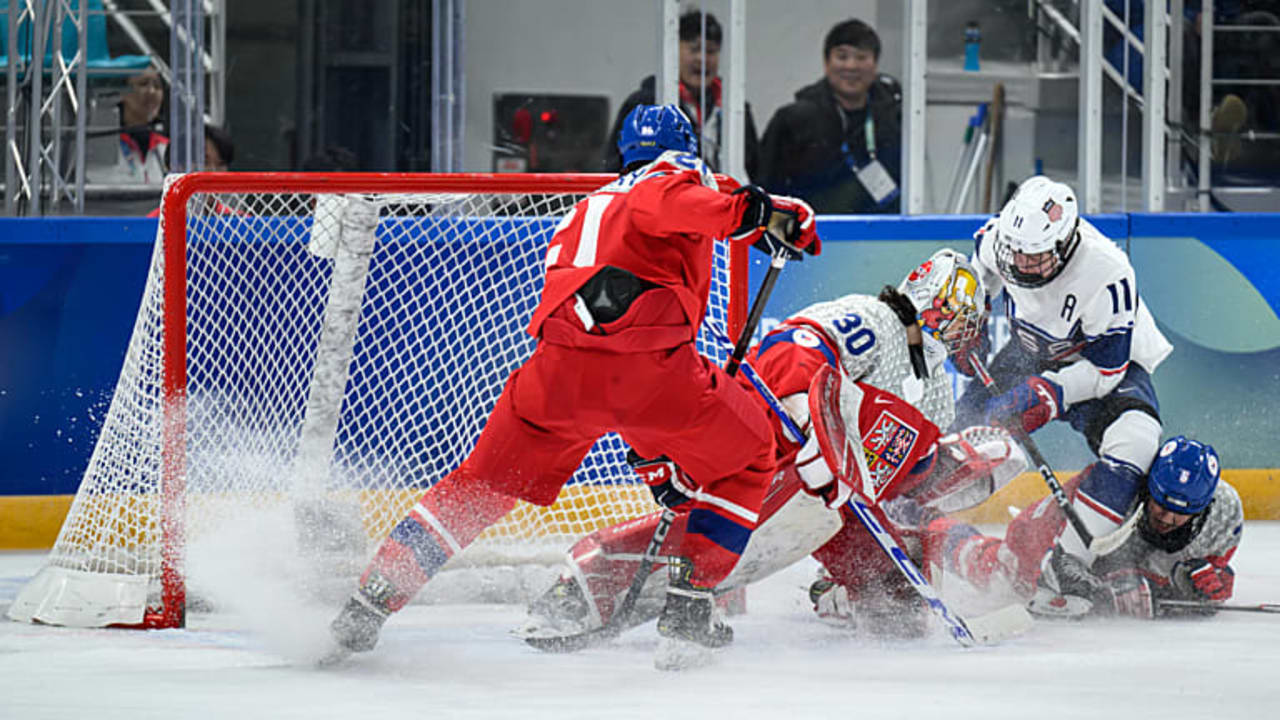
[518, 249, 1030, 642]
[324, 104, 821, 667]
[920, 436, 1243, 620]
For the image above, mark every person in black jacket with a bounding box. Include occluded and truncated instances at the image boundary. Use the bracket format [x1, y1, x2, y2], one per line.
[601, 10, 759, 178]
[758, 19, 902, 214]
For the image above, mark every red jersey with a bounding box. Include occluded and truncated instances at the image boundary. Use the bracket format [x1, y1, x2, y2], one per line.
[527, 151, 751, 338]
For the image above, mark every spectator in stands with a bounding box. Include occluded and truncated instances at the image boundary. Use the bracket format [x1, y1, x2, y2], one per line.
[88, 68, 168, 186]
[757, 18, 902, 214]
[601, 9, 759, 178]
[204, 125, 235, 171]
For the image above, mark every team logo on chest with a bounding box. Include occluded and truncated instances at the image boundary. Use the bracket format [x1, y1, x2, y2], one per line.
[861, 410, 919, 496]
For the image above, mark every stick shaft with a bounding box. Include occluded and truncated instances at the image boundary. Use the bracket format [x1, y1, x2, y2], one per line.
[609, 249, 788, 632]
[968, 351, 1095, 548]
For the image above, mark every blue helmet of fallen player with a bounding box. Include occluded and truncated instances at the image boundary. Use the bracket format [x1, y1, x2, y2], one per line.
[617, 104, 697, 170]
[1139, 436, 1220, 551]
[1148, 436, 1220, 515]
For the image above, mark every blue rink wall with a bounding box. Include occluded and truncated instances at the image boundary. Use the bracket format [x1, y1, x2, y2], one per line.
[2, 213, 1279, 543]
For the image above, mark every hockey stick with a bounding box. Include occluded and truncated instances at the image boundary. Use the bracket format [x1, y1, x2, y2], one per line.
[967, 351, 1096, 549]
[525, 247, 792, 653]
[1158, 599, 1280, 615]
[805, 363, 1030, 646]
[708, 322, 1030, 645]
[966, 351, 1145, 556]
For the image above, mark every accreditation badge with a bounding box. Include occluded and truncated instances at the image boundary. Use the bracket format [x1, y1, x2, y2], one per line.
[855, 158, 899, 206]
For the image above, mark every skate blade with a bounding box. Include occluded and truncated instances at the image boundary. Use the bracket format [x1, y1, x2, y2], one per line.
[654, 636, 715, 671]
[314, 644, 354, 669]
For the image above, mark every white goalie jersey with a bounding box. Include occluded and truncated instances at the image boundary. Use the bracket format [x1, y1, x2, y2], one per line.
[784, 293, 956, 430]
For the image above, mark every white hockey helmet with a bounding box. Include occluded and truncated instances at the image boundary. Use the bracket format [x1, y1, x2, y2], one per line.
[898, 248, 986, 356]
[993, 175, 1080, 288]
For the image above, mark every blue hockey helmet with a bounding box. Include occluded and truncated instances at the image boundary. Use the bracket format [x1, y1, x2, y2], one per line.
[1147, 436, 1220, 515]
[617, 104, 697, 169]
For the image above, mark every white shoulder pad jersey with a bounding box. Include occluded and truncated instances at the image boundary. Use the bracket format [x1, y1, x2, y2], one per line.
[1095, 482, 1244, 597]
[790, 293, 956, 430]
[973, 217, 1173, 407]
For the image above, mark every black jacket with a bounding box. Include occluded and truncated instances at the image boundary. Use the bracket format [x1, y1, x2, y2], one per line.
[758, 75, 902, 214]
[602, 74, 760, 180]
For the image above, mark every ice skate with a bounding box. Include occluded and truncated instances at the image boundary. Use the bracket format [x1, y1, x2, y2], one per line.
[513, 572, 599, 644]
[654, 559, 732, 671]
[319, 577, 393, 666]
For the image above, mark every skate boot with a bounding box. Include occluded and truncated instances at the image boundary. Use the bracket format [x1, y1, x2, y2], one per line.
[320, 573, 395, 665]
[654, 558, 732, 671]
[514, 572, 598, 642]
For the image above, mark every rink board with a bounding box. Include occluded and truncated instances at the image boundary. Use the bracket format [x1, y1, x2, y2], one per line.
[3, 468, 1277, 549]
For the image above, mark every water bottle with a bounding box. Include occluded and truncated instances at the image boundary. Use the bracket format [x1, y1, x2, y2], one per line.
[964, 21, 981, 72]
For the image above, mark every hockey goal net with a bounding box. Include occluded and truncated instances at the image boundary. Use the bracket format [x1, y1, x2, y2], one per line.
[9, 172, 747, 629]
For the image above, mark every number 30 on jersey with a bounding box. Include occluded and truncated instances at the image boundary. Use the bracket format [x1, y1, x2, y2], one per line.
[833, 312, 875, 355]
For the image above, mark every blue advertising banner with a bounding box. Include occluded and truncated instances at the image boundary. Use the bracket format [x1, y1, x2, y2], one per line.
[2, 213, 1278, 501]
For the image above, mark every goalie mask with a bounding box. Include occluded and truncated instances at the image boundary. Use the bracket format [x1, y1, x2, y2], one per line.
[1138, 436, 1220, 552]
[993, 175, 1080, 288]
[618, 104, 698, 169]
[898, 248, 986, 357]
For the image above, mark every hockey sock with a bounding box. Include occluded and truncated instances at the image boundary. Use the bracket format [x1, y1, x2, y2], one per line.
[679, 506, 754, 587]
[360, 468, 517, 611]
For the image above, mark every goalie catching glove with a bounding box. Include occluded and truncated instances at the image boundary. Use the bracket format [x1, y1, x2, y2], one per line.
[910, 425, 1028, 513]
[729, 184, 821, 260]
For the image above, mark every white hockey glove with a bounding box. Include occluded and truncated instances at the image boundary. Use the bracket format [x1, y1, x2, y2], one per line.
[912, 425, 1027, 514]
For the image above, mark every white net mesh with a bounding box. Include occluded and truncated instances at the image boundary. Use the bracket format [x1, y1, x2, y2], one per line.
[28, 174, 742, 622]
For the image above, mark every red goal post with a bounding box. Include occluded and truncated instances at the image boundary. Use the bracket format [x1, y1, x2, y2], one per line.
[9, 172, 749, 629]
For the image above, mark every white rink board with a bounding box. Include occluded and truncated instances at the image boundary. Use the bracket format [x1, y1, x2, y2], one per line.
[3, 524, 1279, 720]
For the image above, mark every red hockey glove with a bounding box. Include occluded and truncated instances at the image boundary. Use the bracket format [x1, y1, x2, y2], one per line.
[766, 194, 820, 256]
[730, 185, 821, 259]
[983, 375, 1064, 434]
[1187, 558, 1235, 601]
[626, 450, 692, 510]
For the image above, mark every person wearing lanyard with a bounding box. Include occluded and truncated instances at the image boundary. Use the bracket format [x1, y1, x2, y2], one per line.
[758, 18, 903, 214]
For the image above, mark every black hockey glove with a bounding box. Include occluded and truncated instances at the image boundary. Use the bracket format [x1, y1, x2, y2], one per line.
[728, 185, 821, 260]
[626, 450, 692, 510]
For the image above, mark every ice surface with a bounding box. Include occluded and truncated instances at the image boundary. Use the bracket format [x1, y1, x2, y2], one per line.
[3, 524, 1279, 720]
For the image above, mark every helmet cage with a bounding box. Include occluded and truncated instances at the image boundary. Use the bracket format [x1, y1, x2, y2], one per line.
[918, 266, 984, 355]
[901, 250, 986, 357]
[994, 219, 1080, 288]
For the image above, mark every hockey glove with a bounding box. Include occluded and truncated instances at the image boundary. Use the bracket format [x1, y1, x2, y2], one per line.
[984, 375, 1064, 434]
[1186, 557, 1235, 601]
[1104, 570, 1156, 619]
[626, 450, 692, 510]
[729, 185, 821, 259]
[912, 425, 1027, 513]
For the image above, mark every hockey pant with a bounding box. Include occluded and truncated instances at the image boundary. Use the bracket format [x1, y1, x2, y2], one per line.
[356, 296, 777, 609]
